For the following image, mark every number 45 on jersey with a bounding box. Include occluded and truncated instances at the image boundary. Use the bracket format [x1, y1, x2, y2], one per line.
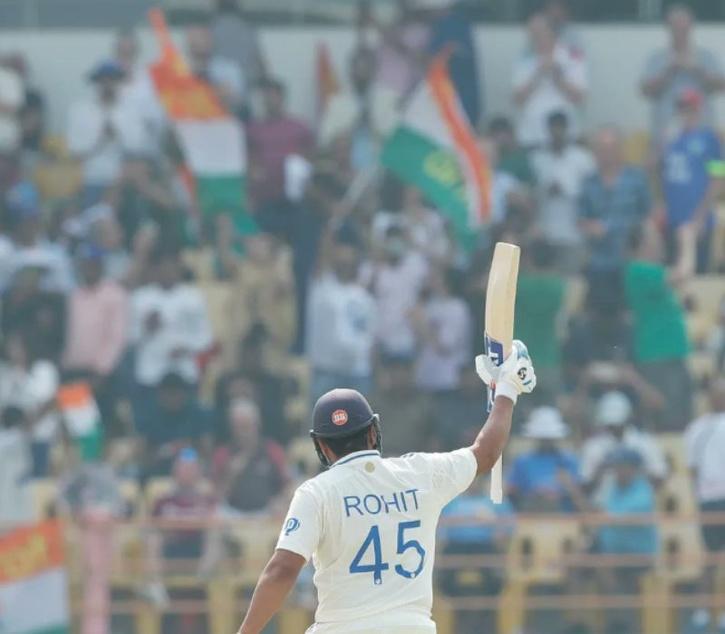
[349, 521, 426, 585]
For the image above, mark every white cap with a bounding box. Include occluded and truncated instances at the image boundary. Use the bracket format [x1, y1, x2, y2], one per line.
[522, 407, 569, 440]
[595, 391, 632, 427]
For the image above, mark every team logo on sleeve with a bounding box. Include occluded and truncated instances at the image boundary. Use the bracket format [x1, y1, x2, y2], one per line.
[284, 517, 301, 536]
[331, 409, 348, 426]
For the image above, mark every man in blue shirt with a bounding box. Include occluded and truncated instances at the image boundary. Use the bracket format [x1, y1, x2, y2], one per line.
[661, 87, 724, 272]
[506, 406, 581, 512]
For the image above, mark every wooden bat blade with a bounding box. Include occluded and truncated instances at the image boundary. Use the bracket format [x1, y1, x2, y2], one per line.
[484, 242, 520, 504]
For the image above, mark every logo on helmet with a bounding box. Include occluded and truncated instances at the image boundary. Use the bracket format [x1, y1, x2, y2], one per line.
[331, 409, 348, 426]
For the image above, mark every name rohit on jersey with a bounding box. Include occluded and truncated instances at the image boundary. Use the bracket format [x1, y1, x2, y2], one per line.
[343, 489, 420, 517]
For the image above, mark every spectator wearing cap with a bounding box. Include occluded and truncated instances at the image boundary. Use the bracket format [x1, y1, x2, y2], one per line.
[683, 378, 725, 634]
[580, 391, 668, 500]
[640, 4, 725, 149]
[512, 12, 587, 148]
[371, 352, 434, 456]
[661, 87, 724, 273]
[247, 78, 313, 212]
[531, 110, 594, 270]
[0, 180, 73, 292]
[145, 448, 217, 619]
[214, 398, 290, 515]
[136, 372, 214, 477]
[306, 238, 376, 402]
[506, 407, 581, 512]
[66, 60, 147, 206]
[63, 244, 128, 423]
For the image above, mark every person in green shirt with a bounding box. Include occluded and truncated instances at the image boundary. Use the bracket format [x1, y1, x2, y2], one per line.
[624, 225, 693, 430]
[514, 239, 566, 411]
[488, 115, 537, 187]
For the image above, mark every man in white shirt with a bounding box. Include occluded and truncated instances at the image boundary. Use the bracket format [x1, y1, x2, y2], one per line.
[580, 391, 668, 500]
[512, 13, 587, 148]
[307, 240, 376, 402]
[67, 61, 147, 204]
[129, 248, 213, 389]
[531, 110, 594, 271]
[683, 377, 725, 634]
[238, 341, 536, 634]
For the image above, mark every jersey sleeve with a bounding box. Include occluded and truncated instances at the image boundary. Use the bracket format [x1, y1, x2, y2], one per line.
[425, 448, 478, 506]
[275, 484, 322, 562]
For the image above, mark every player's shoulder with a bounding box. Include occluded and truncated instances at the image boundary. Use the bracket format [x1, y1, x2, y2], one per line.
[384, 448, 475, 471]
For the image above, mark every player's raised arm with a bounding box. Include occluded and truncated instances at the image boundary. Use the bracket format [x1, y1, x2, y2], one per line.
[469, 340, 536, 475]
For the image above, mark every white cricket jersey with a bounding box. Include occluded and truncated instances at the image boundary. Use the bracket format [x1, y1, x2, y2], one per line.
[276, 448, 478, 633]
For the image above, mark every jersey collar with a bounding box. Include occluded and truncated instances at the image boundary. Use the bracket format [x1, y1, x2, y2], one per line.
[331, 450, 381, 468]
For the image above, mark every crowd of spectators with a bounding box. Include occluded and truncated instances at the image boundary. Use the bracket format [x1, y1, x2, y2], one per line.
[0, 1, 724, 633]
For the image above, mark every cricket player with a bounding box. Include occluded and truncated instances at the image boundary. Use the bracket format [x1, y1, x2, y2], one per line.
[238, 340, 536, 634]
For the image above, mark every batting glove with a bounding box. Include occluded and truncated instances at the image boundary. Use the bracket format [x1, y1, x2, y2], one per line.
[475, 339, 537, 404]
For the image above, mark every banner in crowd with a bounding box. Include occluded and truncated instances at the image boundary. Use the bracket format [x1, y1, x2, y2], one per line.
[0, 521, 69, 634]
[148, 9, 255, 234]
[57, 382, 103, 462]
[381, 52, 491, 248]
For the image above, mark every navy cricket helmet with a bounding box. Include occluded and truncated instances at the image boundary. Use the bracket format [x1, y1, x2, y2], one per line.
[310, 389, 382, 467]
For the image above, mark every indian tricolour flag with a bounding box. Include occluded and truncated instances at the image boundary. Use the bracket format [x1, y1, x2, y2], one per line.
[57, 382, 102, 462]
[148, 9, 255, 234]
[382, 52, 491, 249]
[0, 521, 69, 634]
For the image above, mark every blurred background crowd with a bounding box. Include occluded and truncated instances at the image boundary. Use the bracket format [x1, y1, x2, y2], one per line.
[0, 1, 724, 633]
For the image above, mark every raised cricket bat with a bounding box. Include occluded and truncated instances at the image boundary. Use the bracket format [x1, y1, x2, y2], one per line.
[484, 242, 520, 504]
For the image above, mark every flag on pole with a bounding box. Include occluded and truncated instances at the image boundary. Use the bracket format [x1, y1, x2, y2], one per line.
[148, 9, 255, 234]
[381, 52, 491, 248]
[57, 382, 103, 462]
[316, 42, 339, 122]
[0, 521, 69, 634]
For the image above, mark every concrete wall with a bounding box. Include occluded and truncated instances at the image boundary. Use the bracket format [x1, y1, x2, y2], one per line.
[3, 24, 725, 135]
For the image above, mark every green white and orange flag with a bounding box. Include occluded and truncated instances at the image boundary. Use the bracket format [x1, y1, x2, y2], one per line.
[148, 9, 255, 234]
[0, 521, 70, 634]
[381, 52, 491, 248]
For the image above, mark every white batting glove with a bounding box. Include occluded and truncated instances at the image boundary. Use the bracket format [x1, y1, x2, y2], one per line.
[475, 340, 537, 404]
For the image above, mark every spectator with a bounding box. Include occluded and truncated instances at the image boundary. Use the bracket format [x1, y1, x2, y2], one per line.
[661, 87, 723, 272]
[129, 246, 213, 393]
[146, 448, 217, 623]
[18, 91, 47, 169]
[247, 78, 313, 211]
[0, 406, 33, 526]
[487, 116, 536, 188]
[370, 352, 434, 456]
[514, 240, 566, 407]
[63, 244, 128, 423]
[66, 61, 146, 206]
[318, 46, 397, 170]
[0, 56, 23, 158]
[112, 28, 165, 156]
[0, 333, 59, 476]
[579, 126, 651, 308]
[531, 111, 594, 270]
[375, 0, 430, 98]
[512, 13, 587, 148]
[211, 0, 267, 89]
[624, 225, 692, 430]
[135, 372, 213, 477]
[580, 391, 668, 498]
[185, 24, 245, 115]
[411, 266, 472, 393]
[542, 0, 585, 57]
[506, 406, 581, 512]
[683, 377, 725, 634]
[426, 0, 481, 126]
[365, 224, 428, 357]
[214, 398, 290, 514]
[640, 4, 725, 149]
[0, 180, 74, 292]
[306, 239, 376, 401]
